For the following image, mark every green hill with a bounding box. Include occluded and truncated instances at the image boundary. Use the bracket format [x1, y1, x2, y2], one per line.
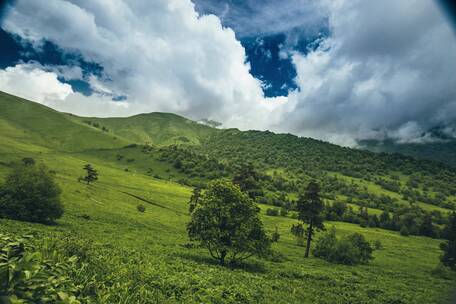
[72, 112, 217, 146]
[1, 91, 456, 303]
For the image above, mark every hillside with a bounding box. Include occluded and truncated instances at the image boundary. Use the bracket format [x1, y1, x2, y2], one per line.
[71, 112, 217, 146]
[1, 91, 456, 303]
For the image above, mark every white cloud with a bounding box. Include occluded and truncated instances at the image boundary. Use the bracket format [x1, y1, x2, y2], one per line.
[0, 0, 281, 129]
[0, 63, 73, 103]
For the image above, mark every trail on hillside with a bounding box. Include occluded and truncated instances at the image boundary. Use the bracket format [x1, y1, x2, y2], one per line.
[120, 191, 186, 216]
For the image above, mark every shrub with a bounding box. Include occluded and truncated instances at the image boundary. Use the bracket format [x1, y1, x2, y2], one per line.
[313, 228, 374, 265]
[0, 163, 63, 224]
[266, 208, 279, 216]
[400, 226, 410, 236]
[137, 204, 146, 213]
[373, 240, 383, 250]
[271, 227, 280, 243]
[280, 208, 289, 217]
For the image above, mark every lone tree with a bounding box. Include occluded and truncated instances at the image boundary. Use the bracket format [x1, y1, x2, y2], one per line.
[187, 180, 270, 265]
[297, 181, 325, 258]
[81, 164, 98, 185]
[441, 212, 456, 270]
[188, 186, 201, 214]
[0, 162, 63, 224]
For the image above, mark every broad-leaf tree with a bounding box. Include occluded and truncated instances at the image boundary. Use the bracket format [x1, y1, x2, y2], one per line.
[297, 181, 325, 258]
[0, 163, 63, 224]
[187, 180, 270, 265]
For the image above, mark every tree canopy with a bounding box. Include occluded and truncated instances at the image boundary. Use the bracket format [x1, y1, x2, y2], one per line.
[187, 180, 270, 265]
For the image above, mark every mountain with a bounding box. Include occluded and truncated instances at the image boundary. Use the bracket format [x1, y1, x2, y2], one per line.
[1, 90, 456, 303]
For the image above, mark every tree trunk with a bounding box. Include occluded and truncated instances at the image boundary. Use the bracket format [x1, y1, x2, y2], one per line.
[305, 221, 313, 258]
[220, 250, 227, 265]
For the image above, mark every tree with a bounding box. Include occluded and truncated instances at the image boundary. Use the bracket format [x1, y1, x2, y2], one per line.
[187, 180, 270, 265]
[419, 214, 435, 237]
[297, 181, 325, 258]
[232, 163, 263, 199]
[81, 164, 98, 185]
[0, 163, 63, 224]
[271, 227, 280, 243]
[188, 187, 201, 214]
[440, 212, 456, 270]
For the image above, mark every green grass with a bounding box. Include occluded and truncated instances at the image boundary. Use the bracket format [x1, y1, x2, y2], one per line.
[1, 91, 455, 303]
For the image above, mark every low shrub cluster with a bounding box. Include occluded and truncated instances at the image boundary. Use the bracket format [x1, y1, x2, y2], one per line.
[312, 228, 374, 265]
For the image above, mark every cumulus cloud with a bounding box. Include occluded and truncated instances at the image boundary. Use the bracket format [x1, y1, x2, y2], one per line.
[0, 62, 131, 115]
[0, 0, 455, 146]
[271, 0, 456, 145]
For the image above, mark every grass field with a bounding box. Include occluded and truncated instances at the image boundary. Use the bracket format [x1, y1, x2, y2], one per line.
[1, 91, 455, 303]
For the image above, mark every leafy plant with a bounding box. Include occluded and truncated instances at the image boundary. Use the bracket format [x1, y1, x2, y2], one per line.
[0, 233, 82, 303]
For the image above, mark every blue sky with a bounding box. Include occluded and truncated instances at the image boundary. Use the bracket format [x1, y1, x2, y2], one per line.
[0, 0, 455, 146]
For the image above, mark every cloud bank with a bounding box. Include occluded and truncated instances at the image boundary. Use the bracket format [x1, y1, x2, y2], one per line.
[0, 0, 455, 146]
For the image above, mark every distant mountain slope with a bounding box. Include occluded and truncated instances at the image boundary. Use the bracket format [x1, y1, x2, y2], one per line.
[359, 139, 456, 168]
[73, 112, 217, 146]
[0, 91, 128, 152]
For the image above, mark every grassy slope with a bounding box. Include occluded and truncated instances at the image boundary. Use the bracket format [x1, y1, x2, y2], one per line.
[72, 112, 217, 146]
[0, 91, 455, 303]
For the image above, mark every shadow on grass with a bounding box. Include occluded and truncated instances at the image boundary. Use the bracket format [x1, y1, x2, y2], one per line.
[175, 251, 267, 274]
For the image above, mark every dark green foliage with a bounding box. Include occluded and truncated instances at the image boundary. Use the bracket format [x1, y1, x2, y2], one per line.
[297, 181, 325, 258]
[81, 164, 98, 185]
[188, 187, 201, 214]
[266, 208, 279, 216]
[0, 163, 63, 224]
[440, 212, 456, 270]
[373, 240, 383, 250]
[271, 227, 280, 243]
[0, 233, 82, 303]
[400, 226, 410, 236]
[187, 180, 270, 265]
[313, 228, 374, 265]
[136, 204, 146, 213]
[290, 224, 305, 246]
[21, 157, 35, 166]
[232, 163, 263, 199]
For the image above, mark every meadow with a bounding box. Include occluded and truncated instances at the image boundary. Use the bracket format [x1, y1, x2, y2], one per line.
[1, 91, 455, 303]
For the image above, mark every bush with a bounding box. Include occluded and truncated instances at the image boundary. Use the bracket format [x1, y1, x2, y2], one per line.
[137, 204, 146, 213]
[400, 226, 410, 236]
[271, 227, 280, 243]
[373, 240, 383, 250]
[266, 208, 279, 216]
[279, 208, 289, 217]
[313, 228, 374, 265]
[0, 163, 63, 224]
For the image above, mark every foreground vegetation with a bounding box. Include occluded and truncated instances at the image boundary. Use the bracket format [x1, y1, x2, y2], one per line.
[1, 91, 456, 303]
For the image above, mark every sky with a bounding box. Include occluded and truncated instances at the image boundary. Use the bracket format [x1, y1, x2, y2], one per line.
[0, 0, 455, 146]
